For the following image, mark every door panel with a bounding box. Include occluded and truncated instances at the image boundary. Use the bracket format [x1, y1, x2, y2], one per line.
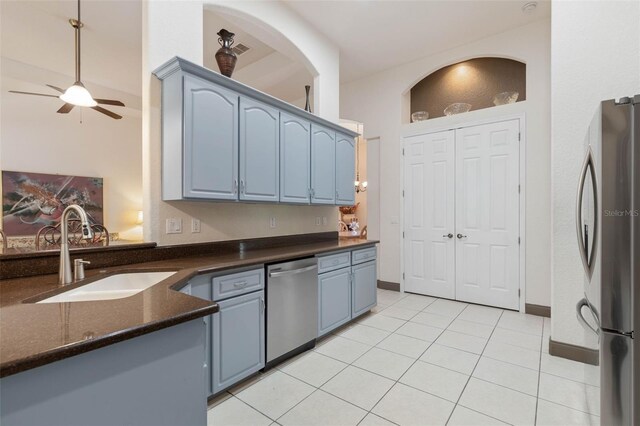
[336, 133, 356, 205]
[318, 267, 352, 336]
[352, 261, 377, 317]
[239, 98, 280, 202]
[404, 130, 455, 298]
[212, 290, 265, 394]
[280, 113, 311, 203]
[311, 124, 336, 204]
[455, 119, 520, 310]
[183, 75, 238, 200]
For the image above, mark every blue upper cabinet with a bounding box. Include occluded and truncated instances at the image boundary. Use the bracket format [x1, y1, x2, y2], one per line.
[239, 98, 280, 202]
[183, 75, 239, 200]
[311, 124, 336, 204]
[280, 113, 311, 204]
[335, 133, 356, 206]
[154, 57, 358, 205]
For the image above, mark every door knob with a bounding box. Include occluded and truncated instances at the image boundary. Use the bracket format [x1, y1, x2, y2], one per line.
[457, 233, 467, 239]
[443, 233, 453, 239]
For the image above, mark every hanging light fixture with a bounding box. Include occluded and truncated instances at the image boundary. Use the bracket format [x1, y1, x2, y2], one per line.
[354, 123, 368, 193]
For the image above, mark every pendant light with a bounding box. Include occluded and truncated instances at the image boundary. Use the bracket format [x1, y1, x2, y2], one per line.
[355, 123, 368, 193]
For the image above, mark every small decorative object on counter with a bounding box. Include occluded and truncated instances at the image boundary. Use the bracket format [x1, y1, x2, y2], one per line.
[348, 218, 360, 232]
[339, 203, 359, 215]
[493, 91, 519, 106]
[444, 102, 472, 116]
[411, 111, 429, 122]
[304, 85, 312, 113]
[215, 29, 237, 78]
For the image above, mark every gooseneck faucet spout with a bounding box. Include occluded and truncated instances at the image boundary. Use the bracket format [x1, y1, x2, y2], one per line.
[59, 205, 94, 285]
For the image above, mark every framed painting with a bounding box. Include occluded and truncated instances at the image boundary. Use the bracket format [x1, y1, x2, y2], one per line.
[2, 171, 104, 237]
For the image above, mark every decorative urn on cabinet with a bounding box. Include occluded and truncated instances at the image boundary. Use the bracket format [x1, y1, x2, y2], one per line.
[215, 29, 237, 78]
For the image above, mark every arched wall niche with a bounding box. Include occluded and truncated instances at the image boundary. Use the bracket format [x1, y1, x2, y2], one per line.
[409, 57, 526, 120]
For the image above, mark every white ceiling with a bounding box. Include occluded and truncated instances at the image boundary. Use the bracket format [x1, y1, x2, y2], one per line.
[1, 0, 141, 96]
[0, 1, 550, 100]
[284, 0, 551, 82]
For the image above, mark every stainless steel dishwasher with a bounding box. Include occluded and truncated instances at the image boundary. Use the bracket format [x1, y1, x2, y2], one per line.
[266, 257, 318, 365]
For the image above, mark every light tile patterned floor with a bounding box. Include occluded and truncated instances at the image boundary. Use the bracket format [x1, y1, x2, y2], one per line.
[208, 289, 600, 426]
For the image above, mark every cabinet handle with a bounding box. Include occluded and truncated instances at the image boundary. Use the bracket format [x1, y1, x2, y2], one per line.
[240, 180, 245, 194]
[457, 234, 467, 239]
[443, 233, 453, 239]
[233, 179, 238, 194]
[336, 190, 339, 199]
[261, 298, 265, 313]
[233, 280, 248, 288]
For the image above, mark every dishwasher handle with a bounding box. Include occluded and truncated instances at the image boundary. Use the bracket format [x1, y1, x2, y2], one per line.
[269, 264, 317, 278]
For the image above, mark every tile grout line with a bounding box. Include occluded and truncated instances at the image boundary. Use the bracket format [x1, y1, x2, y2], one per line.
[359, 299, 472, 424]
[445, 308, 506, 425]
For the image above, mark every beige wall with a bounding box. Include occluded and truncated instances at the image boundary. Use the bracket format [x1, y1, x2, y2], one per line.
[143, 1, 340, 246]
[0, 58, 143, 240]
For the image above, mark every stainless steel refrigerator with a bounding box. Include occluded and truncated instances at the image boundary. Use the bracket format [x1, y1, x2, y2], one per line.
[576, 95, 638, 425]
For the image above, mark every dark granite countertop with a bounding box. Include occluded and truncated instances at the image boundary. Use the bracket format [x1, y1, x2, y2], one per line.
[0, 237, 377, 378]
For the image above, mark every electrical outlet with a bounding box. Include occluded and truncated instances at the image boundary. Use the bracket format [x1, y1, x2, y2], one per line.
[315, 217, 321, 226]
[322, 217, 328, 226]
[166, 218, 182, 234]
[191, 218, 201, 233]
[269, 217, 277, 228]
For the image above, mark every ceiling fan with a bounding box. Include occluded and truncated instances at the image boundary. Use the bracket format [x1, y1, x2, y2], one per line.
[8, 0, 125, 119]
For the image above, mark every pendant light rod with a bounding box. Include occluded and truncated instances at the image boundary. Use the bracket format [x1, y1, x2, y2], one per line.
[70, 0, 83, 84]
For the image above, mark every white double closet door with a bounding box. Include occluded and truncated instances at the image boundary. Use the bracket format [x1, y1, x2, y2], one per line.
[403, 119, 520, 310]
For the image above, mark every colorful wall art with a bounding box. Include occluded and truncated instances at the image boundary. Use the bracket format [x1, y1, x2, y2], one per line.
[2, 171, 104, 236]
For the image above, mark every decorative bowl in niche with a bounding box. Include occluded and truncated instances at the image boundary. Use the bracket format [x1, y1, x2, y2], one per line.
[493, 91, 519, 106]
[411, 111, 429, 122]
[444, 103, 472, 116]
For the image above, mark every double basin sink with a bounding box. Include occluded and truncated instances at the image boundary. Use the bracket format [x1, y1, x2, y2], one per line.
[37, 271, 176, 304]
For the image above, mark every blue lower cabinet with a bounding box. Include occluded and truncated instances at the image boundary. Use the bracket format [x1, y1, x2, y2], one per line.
[180, 277, 212, 396]
[212, 290, 265, 394]
[318, 267, 352, 336]
[352, 260, 377, 318]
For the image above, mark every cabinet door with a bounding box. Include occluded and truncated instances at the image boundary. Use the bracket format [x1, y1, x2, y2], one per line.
[280, 112, 311, 203]
[183, 75, 238, 200]
[239, 97, 279, 202]
[335, 133, 356, 206]
[352, 260, 377, 318]
[311, 124, 336, 204]
[212, 290, 265, 394]
[186, 274, 213, 396]
[318, 267, 352, 336]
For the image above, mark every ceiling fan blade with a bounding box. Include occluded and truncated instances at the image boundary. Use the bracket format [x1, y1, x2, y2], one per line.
[9, 90, 59, 98]
[57, 103, 75, 114]
[94, 98, 125, 107]
[46, 84, 65, 93]
[91, 105, 122, 120]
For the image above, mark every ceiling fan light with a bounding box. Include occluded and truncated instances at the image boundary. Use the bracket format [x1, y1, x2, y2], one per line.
[60, 83, 97, 107]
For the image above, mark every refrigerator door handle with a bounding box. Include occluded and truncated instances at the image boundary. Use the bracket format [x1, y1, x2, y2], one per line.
[576, 297, 600, 337]
[575, 147, 599, 280]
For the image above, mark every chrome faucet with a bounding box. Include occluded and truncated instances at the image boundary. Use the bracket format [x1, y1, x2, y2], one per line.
[59, 204, 94, 285]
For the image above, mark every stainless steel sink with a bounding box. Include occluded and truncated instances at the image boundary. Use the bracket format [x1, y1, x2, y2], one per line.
[37, 271, 176, 303]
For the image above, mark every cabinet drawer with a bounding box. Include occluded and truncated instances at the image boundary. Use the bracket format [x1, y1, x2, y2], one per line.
[317, 251, 351, 274]
[352, 247, 377, 265]
[213, 268, 264, 301]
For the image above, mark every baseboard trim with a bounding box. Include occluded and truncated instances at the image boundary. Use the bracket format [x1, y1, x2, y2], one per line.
[548, 338, 599, 366]
[377, 280, 400, 291]
[525, 303, 551, 318]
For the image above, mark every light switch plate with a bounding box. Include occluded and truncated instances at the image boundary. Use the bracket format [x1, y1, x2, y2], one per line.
[191, 218, 201, 233]
[269, 217, 276, 228]
[322, 217, 328, 226]
[166, 218, 182, 234]
[315, 217, 321, 226]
